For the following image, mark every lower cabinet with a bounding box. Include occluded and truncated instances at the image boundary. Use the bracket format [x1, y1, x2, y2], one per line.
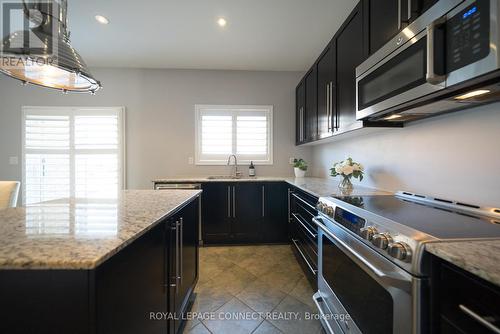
[289, 188, 319, 290]
[202, 182, 288, 244]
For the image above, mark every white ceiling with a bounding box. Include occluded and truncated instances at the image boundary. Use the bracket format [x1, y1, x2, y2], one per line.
[68, 0, 357, 71]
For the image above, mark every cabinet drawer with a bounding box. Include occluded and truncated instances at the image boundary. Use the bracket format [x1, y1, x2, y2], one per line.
[291, 213, 318, 257]
[440, 263, 500, 334]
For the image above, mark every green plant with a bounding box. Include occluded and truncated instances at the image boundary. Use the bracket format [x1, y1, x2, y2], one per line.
[293, 158, 308, 171]
[330, 157, 364, 181]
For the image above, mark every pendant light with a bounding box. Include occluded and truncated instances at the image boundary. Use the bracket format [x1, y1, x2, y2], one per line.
[0, 0, 101, 93]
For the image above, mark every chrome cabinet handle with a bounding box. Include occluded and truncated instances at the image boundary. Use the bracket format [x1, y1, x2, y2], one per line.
[262, 186, 265, 217]
[330, 81, 335, 130]
[407, 0, 412, 22]
[326, 83, 331, 132]
[179, 217, 183, 284]
[232, 186, 236, 218]
[291, 193, 316, 211]
[173, 220, 180, 294]
[291, 238, 317, 275]
[426, 17, 446, 85]
[292, 213, 317, 238]
[287, 189, 292, 222]
[227, 186, 231, 218]
[398, 0, 402, 30]
[459, 304, 500, 334]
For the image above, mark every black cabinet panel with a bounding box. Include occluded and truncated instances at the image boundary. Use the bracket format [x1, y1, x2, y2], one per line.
[233, 183, 262, 242]
[305, 67, 318, 142]
[262, 182, 288, 243]
[202, 182, 231, 243]
[337, 3, 366, 131]
[317, 42, 336, 138]
[365, 0, 400, 54]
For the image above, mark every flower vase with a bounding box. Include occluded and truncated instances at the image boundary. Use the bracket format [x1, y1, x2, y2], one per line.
[338, 176, 353, 193]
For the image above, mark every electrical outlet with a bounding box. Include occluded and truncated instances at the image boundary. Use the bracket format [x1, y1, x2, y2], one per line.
[188, 157, 194, 165]
[289, 157, 295, 165]
[9, 156, 18, 165]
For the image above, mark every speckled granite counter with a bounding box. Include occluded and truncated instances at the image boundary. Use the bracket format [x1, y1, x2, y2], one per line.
[426, 240, 500, 287]
[0, 190, 201, 270]
[153, 176, 390, 198]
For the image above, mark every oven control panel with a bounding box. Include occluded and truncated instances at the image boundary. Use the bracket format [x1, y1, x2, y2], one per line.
[317, 199, 414, 263]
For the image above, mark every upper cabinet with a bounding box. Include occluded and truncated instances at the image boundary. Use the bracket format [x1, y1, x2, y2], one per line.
[305, 67, 318, 142]
[295, 80, 305, 145]
[317, 41, 336, 139]
[336, 3, 367, 132]
[365, 0, 439, 55]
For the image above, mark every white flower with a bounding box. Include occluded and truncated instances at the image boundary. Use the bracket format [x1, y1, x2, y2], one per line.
[335, 165, 343, 174]
[353, 164, 361, 171]
[341, 165, 354, 176]
[358, 164, 364, 171]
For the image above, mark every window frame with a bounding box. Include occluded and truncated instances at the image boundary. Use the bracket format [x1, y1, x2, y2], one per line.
[194, 104, 273, 165]
[21, 106, 126, 204]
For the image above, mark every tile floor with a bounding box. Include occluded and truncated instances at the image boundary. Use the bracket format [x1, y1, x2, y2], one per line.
[183, 245, 324, 334]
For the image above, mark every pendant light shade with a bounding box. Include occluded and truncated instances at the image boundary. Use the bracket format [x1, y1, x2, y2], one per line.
[0, 0, 101, 93]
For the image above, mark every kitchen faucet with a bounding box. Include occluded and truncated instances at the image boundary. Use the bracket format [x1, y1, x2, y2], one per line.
[227, 155, 241, 178]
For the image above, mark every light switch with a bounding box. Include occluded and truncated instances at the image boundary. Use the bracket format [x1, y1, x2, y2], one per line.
[9, 156, 18, 165]
[188, 157, 194, 165]
[289, 157, 295, 165]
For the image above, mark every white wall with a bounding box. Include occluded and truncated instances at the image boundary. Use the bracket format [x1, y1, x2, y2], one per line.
[0, 68, 311, 190]
[311, 104, 500, 207]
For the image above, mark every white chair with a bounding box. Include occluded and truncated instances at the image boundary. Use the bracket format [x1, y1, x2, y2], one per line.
[0, 181, 20, 209]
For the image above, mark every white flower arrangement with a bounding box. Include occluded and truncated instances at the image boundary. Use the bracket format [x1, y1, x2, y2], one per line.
[330, 157, 364, 181]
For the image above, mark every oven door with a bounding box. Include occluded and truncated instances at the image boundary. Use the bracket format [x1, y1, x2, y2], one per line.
[356, 29, 445, 120]
[312, 217, 421, 334]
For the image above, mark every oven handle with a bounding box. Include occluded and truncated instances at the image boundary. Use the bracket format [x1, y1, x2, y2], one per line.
[313, 292, 336, 334]
[313, 217, 412, 292]
[426, 16, 446, 85]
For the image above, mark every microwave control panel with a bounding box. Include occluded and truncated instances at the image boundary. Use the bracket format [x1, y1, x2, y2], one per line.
[446, 0, 490, 72]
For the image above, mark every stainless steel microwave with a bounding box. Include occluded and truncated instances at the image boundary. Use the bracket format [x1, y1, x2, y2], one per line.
[356, 0, 500, 122]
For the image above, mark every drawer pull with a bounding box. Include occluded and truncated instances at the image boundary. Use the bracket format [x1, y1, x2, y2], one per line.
[292, 213, 317, 238]
[291, 193, 317, 211]
[459, 304, 500, 334]
[291, 238, 317, 275]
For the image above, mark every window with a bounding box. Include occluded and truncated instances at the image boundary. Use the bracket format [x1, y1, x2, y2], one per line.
[195, 105, 273, 165]
[22, 107, 125, 205]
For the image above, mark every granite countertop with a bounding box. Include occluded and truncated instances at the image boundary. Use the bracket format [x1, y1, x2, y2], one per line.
[0, 190, 201, 270]
[425, 240, 500, 287]
[153, 176, 390, 198]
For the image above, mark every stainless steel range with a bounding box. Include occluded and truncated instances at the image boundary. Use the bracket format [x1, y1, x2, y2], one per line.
[312, 191, 500, 334]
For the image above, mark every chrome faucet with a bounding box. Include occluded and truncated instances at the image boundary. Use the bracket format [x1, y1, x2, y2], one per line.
[227, 154, 241, 178]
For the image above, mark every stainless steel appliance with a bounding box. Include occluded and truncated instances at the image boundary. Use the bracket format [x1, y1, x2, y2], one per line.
[312, 191, 500, 334]
[356, 0, 500, 122]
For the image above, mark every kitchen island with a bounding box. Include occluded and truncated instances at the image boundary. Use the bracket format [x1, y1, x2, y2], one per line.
[0, 190, 201, 334]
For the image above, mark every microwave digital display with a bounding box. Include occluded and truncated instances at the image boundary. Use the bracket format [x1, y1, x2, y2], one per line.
[334, 207, 366, 234]
[447, 0, 490, 72]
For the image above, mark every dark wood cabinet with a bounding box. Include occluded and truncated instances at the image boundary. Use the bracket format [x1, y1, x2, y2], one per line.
[232, 182, 262, 242]
[317, 41, 336, 139]
[296, 80, 306, 144]
[336, 3, 367, 132]
[262, 182, 288, 243]
[305, 67, 318, 142]
[201, 182, 231, 243]
[364, 0, 401, 55]
[201, 182, 288, 245]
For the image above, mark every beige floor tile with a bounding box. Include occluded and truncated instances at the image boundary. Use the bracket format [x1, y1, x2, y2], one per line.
[258, 264, 303, 293]
[268, 295, 322, 334]
[209, 265, 257, 295]
[252, 320, 283, 334]
[203, 298, 263, 334]
[191, 286, 234, 313]
[234, 252, 280, 276]
[236, 279, 287, 313]
[288, 276, 316, 309]
[198, 254, 235, 284]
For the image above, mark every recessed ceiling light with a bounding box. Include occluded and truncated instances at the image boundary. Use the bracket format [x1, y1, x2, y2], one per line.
[383, 114, 403, 121]
[217, 17, 227, 27]
[95, 15, 110, 25]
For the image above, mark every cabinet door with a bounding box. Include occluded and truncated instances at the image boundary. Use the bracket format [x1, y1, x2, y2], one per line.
[304, 67, 318, 142]
[337, 3, 366, 131]
[177, 198, 199, 319]
[296, 80, 306, 145]
[317, 42, 336, 139]
[262, 182, 288, 243]
[201, 183, 231, 244]
[232, 183, 262, 243]
[365, 0, 400, 55]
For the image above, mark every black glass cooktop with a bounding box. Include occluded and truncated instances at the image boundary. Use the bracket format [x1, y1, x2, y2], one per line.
[333, 195, 500, 239]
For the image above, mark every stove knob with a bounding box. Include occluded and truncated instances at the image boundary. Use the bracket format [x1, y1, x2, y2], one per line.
[325, 206, 334, 217]
[372, 233, 392, 249]
[387, 242, 412, 262]
[316, 203, 324, 211]
[359, 226, 378, 241]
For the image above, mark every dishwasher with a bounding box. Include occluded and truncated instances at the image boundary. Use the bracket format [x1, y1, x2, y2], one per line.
[154, 182, 203, 245]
